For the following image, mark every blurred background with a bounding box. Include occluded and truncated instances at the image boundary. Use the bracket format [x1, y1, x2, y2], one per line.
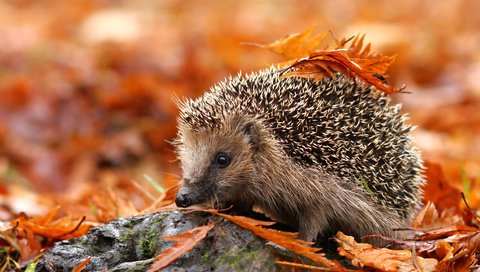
[0, 0, 479, 220]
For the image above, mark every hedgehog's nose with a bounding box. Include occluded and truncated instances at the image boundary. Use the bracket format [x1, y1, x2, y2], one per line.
[175, 193, 191, 207]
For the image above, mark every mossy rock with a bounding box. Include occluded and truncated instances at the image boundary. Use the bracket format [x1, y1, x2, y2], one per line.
[35, 210, 321, 271]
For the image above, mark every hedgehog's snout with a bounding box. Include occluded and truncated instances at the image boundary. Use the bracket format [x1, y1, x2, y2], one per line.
[175, 192, 191, 207]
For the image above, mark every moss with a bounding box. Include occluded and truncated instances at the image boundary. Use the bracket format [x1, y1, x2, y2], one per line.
[201, 251, 211, 263]
[118, 214, 166, 242]
[119, 228, 140, 242]
[149, 214, 167, 226]
[139, 229, 160, 257]
[137, 214, 167, 257]
[214, 246, 271, 271]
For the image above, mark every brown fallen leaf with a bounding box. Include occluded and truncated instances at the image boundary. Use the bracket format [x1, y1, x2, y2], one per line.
[462, 193, 480, 229]
[136, 183, 179, 215]
[410, 202, 477, 242]
[433, 232, 480, 271]
[455, 232, 480, 270]
[335, 231, 438, 272]
[147, 222, 214, 272]
[422, 162, 462, 213]
[389, 201, 479, 271]
[412, 201, 441, 229]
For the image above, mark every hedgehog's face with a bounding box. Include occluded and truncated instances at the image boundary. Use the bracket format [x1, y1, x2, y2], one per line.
[174, 115, 261, 209]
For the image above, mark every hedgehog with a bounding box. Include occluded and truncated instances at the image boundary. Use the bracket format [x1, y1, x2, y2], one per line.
[173, 67, 424, 243]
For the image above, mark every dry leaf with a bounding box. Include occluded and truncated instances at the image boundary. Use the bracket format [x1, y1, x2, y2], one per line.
[383, 202, 479, 271]
[411, 202, 477, 240]
[256, 26, 400, 94]
[335, 232, 438, 272]
[286, 49, 400, 94]
[147, 222, 214, 272]
[423, 162, 462, 212]
[412, 201, 440, 229]
[435, 232, 480, 271]
[251, 25, 328, 59]
[4, 206, 94, 264]
[11, 207, 92, 240]
[462, 197, 480, 228]
[345, 34, 396, 75]
[276, 260, 334, 271]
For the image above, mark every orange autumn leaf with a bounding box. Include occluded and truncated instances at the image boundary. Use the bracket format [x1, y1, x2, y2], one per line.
[342, 34, 396, 75]
[249, 25, 328, 59]
[411, 203, 476, 241]
[276, 260, 336, 271]
[412, 201, 440, 229]
[462, 199, 480, 229]
[147, 222, 214, 272]
[89, 187, 139, 222]
[423, 162, 462, 213]
[205, 209, 346, 271]
[456, 232, 480, 270]
[36, 205, 61, 226]
[433, 201, 480, 271]
[436, 241, 455, 264]
[16, 227, 42, 264]
[434, 235, 479, 272]
[335, 232, 438, 272]
[11, 206, 92, 240]
[256, 26, 401, 94]
[4, 206, 94, 264]
[287, 49, 400, 94]
[163, 183, 179, 203]
[13, 215, 89, 239]
[385, 202, 479, 271]
[72, 257, 91, 272]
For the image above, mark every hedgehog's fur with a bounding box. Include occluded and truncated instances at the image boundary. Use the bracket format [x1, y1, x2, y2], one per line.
[174, 67, 424, 243]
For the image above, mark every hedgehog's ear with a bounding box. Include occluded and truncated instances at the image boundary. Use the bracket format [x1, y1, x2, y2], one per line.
[241, 119, 262, 150]
[227, 115, 263, 149]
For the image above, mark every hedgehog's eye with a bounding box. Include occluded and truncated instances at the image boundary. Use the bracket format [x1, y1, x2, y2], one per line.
[214, 152, 230, 167]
